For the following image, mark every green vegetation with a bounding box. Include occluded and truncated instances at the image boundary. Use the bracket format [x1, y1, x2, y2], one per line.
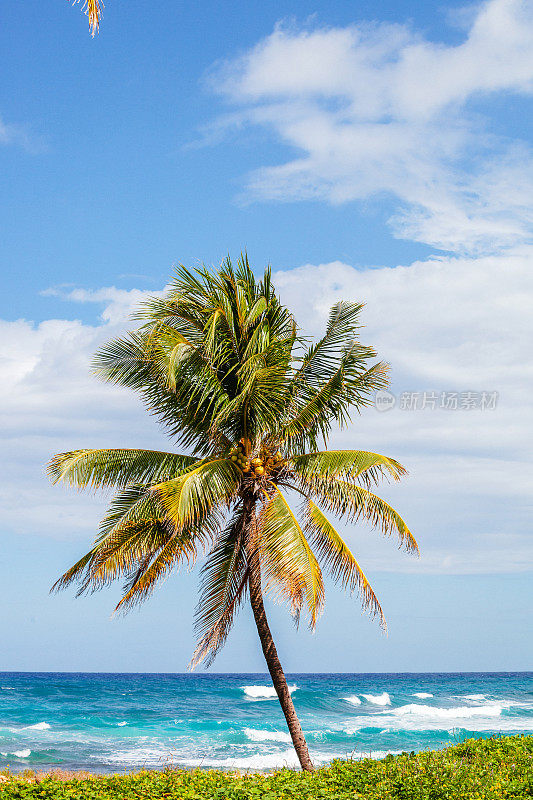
[48, 257, 415, 769]
[1, 735, 532, 799]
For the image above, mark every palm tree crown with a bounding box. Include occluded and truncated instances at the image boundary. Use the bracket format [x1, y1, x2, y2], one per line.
[48, 255, 417, 770]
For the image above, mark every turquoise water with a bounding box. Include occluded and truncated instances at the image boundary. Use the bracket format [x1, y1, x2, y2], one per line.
[1, 673, 532, 772]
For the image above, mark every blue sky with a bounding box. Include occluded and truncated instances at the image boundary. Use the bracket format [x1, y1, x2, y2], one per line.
[1, 0, 532, 672]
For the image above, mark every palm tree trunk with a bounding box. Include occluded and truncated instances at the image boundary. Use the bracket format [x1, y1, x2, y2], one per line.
[247, 564, 314, 772]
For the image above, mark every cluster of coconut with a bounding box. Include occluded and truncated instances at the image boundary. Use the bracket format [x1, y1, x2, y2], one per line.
[229, 439, 284, 480]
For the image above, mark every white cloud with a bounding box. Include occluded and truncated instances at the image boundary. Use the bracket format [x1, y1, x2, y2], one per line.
[1, 249, 532, 574]
[0, 291, 168, 540]
[208, 0, 533, 254]
[42, 285, 162, 325]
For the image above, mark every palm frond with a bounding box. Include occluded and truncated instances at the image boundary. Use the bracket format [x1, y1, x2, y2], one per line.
[190, 507, 249, 668]
[93, 329, 232, 455]
[302, 499, 386, 629]
[291, 449, 407, 488]
[153, 458, 241, 528]
[70, 0, 102, 36]
[78, 516, 176, 595]
[298, 474, 418, 553]
[282, 360, 389, 452]
[290, 301, 365, 391]
[47, 449, 197, 491]
[258, 486, 324, 627]
[97, 485, 160, 539]
[114, 510, 222, 614]
[92, 256, 297, 450]
[51, 549, 97, 594]
[53, 486, 177, 595]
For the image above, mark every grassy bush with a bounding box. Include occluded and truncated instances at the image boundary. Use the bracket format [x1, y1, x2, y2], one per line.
[1, 734, 532, 799]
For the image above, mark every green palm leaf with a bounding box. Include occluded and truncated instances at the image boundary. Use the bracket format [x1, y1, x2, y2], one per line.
[290, 301, 366, 391]
[153, 458, 241, 528]
[302, 500, 386, 629]
[291, 449, 407, 487]
[190, 508, 249, 668]
[80, 517, 177, 595]
[114, 510, 222, 614]
[299, 474, 418, 553]
[258, 486, 324, 628]
[47, 448, 197, 491]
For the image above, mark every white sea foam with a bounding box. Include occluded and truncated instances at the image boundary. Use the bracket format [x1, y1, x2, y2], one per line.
[177, 750, 331, 769]
[362, 692, 391, 706]
[462, 694, 486, 701]
[174, 749, 402, 769]
[342, 700, 533, 733]
[100, 748, 172, 765]
[343, 695, 362, 706]
[413, 693, 433, 699]
[242, 685, 298, 699]
[1, 687, 16, 690]
[244, 728, 292, 743]
[392, 703, 502, 719]
[99, 745, 399, 771]
[117, 721, 127, 727]
[1, 749, 31, 758]
[23, 722, 50, 730]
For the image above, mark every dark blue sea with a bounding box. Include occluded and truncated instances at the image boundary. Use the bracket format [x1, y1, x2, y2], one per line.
[1, 673, 532, 772]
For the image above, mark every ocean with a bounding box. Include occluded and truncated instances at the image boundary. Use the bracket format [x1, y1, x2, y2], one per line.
[1, 672, 532, 773]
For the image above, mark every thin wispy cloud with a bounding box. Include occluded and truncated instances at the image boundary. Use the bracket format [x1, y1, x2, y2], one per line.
[207, 0, 533, 254]
[42, 285, 162, 325]
[0, 113, 44, 153]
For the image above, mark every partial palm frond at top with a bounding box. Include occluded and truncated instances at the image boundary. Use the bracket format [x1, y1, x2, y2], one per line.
[70, 0, 103, 36]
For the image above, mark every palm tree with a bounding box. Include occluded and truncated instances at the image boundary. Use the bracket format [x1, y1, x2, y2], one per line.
[48, 255, 417, 771]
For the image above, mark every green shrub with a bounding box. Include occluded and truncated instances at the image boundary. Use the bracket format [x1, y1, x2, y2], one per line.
[0, 734, 532, 799]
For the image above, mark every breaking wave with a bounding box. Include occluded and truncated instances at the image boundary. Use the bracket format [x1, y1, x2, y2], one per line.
[343, 695, 362, 705]
[244, 728, 291, 743]
[362, 692, 391, 706]
[392, 703, 502, 719]
[23, 722, 50, 730]
[242, 685, 298, 699]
